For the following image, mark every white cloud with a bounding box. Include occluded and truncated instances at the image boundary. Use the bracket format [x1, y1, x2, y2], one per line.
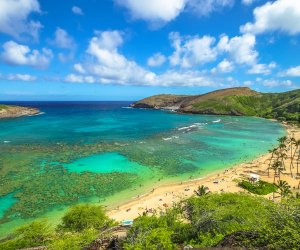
[71, 30, 156, 85]
[115, 0, 185, 24]
[51, 28, 76, 49]
[72, 6, 84, 15]
[211, 59, 234, 73]
[169, 32, 218, 68]
[0, 0, 42, 40]
[65, 74, 95, 83]
[66, 30, 237, 87]
[147, 53, 167, 67]
[50, 28, 76, 63]
[247, 62, 276, 75]
[241, 0, 300, 35]
[6, 74, 37, 81]
[115, 0, 234, 26]
[282, 65, 300, 77]
[1, 41, 53, 68]
[217, 33, 258, 65]
[186, 0, 234, 16]
[74, 64, 86, 74]
[262, 79, 294, 87]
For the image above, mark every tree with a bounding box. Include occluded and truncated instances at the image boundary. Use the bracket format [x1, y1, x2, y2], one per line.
[59, 204, 113, 232]
[276, 180, 292, 198]
[194, 185, 209, 196]
[291, 139, 300, 176]
[268, 148, 277, 177]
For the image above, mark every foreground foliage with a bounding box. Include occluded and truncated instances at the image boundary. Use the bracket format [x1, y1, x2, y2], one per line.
[0, 205, 109, 250]
[1, 194, 300, 250]
[124, 193, 300, 250]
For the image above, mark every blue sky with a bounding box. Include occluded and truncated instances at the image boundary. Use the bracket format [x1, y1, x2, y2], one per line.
[0, 0, 299, 100]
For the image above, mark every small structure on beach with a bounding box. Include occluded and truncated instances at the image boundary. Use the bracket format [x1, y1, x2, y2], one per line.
[121, 220, 133, 227]
[249, 173, 260, 182]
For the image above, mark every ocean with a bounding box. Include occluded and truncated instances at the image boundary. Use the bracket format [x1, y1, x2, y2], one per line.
[0, 101, 285, 236]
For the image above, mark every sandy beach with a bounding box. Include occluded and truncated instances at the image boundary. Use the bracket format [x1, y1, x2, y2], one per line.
[108, 124, 300, 222]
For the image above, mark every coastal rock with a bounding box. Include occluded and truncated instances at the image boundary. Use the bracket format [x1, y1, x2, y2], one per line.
[0, 105, 40, 119]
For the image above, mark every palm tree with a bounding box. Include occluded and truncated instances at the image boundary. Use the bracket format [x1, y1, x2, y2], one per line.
[276, 180, 292, 198]
[278, 136, 288, 145]
[291, 139, 300, 176]
[268, 148, 277, 177]
[270, 160, 281, 184]
[194, 185, 209, 196]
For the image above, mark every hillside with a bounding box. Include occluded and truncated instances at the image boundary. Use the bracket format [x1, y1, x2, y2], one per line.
[0, 105, 40, 119]
[131, 87, 300, 124]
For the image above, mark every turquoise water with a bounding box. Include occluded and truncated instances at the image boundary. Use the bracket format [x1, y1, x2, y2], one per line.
[64, 152, 148, 174]
[0, 101, 285, 236]
[0, 194, 17, 218]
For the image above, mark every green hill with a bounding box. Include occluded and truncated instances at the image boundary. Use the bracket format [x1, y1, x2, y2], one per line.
[131, 87, 300, 124]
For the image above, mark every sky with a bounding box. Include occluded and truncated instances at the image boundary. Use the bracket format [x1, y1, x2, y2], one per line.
[0, 0, 299, 101]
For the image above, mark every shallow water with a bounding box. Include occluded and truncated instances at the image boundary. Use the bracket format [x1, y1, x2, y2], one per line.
[0, 101, 285, 236]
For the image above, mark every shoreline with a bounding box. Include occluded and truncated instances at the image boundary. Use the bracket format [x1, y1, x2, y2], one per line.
[108, 123, 299, 222]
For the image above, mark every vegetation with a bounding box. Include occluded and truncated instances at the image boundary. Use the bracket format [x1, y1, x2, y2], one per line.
[238, 180, 278, 195]
[124, 193, 300, 249]
[59, 204, 114, 232]
[194, 185, 209, 196]
[0, 104, 8, 109]
[133, 87, 300, 125]
[1, 193, 300, 249]
[0, 205, 106, 250]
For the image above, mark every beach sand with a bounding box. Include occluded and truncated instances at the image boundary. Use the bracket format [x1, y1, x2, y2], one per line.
[108, 124, 300, 222]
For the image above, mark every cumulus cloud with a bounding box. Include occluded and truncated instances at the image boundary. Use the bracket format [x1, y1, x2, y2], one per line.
[282, 65, 300, 77]
[71, 30, 156, 85]
[186, 0, 234, 16]
[115, 0, 234, 26]
[169, 32, 218, 68]
[147, 53, 167, 67]
[51, 28, 76, 49]
[211, 59, 234, 73]
[72, 6, 84, 15]
[115, 0, 185, 24]
[6, 74, 37, 81]
[50, 28, 77, 62]
[241, 0, 300, 35]
[0, 0, 42, 40]
[0, 41, 53, 69]
[66, 30, 235, 87]
[217, 33, 258, 65]
[247, 62, 276, 75]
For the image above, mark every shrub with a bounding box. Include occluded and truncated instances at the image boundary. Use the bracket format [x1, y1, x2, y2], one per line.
[58, 204, 114, 232]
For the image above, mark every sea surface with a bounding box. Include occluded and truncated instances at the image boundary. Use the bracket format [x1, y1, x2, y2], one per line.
[0, 101, 285, 236]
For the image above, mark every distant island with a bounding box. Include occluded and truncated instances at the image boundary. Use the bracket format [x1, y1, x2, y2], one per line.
[0, 104, 40, 119]
[131, 87, 300, 125]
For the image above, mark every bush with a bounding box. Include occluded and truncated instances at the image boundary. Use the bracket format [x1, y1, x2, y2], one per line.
[238, 180, 277, 195]
[58, 204, 113, 232]
[0, 220, 54, 250]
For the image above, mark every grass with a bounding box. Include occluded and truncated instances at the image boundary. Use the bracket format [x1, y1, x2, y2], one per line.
[238, 180, 278, 195]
